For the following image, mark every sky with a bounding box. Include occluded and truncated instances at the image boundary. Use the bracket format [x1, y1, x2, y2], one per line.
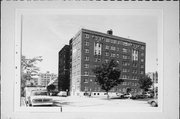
[22, 14, 158, 74]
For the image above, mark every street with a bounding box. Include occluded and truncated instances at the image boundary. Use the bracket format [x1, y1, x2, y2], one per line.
[21, 96, 155, 112]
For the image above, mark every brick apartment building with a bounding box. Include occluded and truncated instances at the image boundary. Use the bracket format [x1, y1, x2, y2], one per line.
[58, 45, 70, 92]
[59, 29, 146, 96]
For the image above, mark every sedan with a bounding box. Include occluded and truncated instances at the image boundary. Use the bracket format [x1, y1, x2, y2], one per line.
[28, 90, 53, 106]
[148, 99, 158, 107]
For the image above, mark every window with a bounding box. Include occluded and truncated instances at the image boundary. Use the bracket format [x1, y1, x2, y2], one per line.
[123, 42, 132, 46]
[84, 64, 89, 68]
[85, 34, 89, 38]
[133, 62, 137, 67]
[84, 79, 88, 83]
[141, 65, 144, 68]
[123, 55, 128, 59]
[123, 69, 127, 72]
[140, 71, 144, 74]
[94, 43, 102, 55]
[105, 52, 109, 56]
[105, 59, 109, 63]
[111, 53, 116, 57]
[122, 48, 128, 53]
[85, 41, 89, 46]
[98, 59, 101, 62]
[94, 58, 98, 62]
[106, 38, 110, 42]
[141, 46, 145, 50]
[111, 39, 117, 44]
[141, 53, 144, 56]
[118, 41, 122, 45]
[116, 47, 119, 51]
[141, 59, 144, 62]
[85, 56, 89, 61]
[111, 46, 116, 51]
[85, 49, 89, 53]
[122, 62, 130, 66]
[117, 54, 119, 58]
[132, 49, 138, 61]
[84, 71, 89, 76]
[105, 45, 109, 50]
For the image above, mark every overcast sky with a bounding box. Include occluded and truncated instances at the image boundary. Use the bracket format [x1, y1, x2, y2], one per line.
[22, 14, 158, 74]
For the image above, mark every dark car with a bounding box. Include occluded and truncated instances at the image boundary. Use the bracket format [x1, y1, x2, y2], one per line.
[131, 94, 146, 99]
[148, 99, 158, 107]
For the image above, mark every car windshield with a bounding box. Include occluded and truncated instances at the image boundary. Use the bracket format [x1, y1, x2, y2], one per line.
[31, 91, 48, 96]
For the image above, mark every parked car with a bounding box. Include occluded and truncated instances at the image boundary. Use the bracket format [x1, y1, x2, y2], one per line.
[148, 99, 158, 107]
[27, 90, 53, 106]
[123, 93, 132, 98]
[131, 94, 146, 99]
[57, 91, 67, 97]
[143, 92, 153, 98]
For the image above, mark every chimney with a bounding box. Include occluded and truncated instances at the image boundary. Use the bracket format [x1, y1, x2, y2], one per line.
[107, 29, 113, 35]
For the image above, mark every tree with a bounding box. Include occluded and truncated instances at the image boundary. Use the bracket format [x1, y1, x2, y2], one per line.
[47, 84, 56, 92]
[126, 87, 131, 94]
[21, 55, 43, 96]
[92, 59, 123, 99]
[138, 75, 153, 92]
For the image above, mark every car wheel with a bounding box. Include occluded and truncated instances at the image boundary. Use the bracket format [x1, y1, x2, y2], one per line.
[151, 101, 157, 107]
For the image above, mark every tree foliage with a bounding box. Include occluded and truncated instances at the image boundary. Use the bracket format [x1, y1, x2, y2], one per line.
[138, 75, 153, 92]
[47, 84, 56, 91]
[21, 55, 43, 76]
[92, 59, 123, 98]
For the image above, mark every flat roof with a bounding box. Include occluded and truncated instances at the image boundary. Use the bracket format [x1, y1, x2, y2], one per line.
[80, 28, 146, 45]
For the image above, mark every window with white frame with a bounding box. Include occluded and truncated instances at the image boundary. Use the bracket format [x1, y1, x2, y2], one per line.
[84, 79, 88, 83]
[141, 65, 144, 68]
[84, 64, 89, 68]
[140, 71, 144, 74]
[85, 41, 89, 46]
[141, 53, 144, 56]
[105, 59, 109, 63]
[85, 49, 89, 53]
[122, 48, 128, 53]
[117, 54, 119, 58]
[105, 45, 109, 50]
[85, 34, 89, 38]
[141, 59, 144, 62]
[105, 52, 109, 56]
[111, 39, 117, 44]
[132, 49, 138, 61]
[106, 38, 110, 42]
[118, 41, 122, 45]
[84, 71, 89, 76]
[94, 42, 102, 55]
[85, 56, 89, 61]
[111, 46, 116, 51]
[111, 53, 116, 57]
[141, 46, 145, 50]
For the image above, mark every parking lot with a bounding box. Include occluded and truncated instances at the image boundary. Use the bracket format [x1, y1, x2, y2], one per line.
[21, 95, 155, 112]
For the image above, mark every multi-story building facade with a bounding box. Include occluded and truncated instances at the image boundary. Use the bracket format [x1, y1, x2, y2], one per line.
[38, 71, 57, 87]
[68, 29, 146, 96]
[58, 45, 70, 92]
[67, 29, 146, 96]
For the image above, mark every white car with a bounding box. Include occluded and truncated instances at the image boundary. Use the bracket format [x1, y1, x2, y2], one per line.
[57, 91, 67, 97]
[123, 93, 132, 98]
[27, 90, 53, 106]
